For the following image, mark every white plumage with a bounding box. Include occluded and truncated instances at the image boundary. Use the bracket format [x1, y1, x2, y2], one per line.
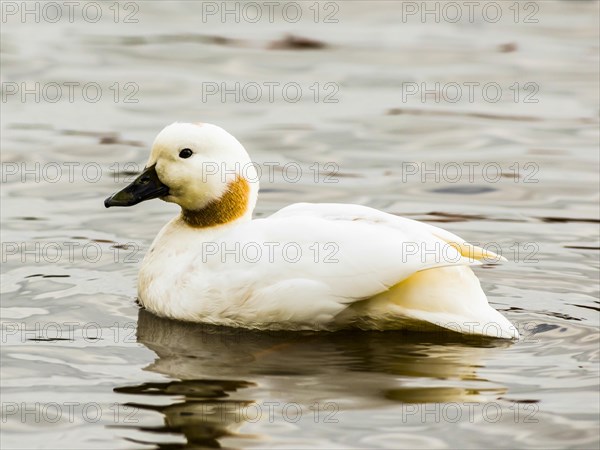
[106, 122, 519, 339]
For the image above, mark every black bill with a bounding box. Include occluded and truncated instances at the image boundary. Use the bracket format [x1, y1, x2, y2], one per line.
[104, 164, 169, 208]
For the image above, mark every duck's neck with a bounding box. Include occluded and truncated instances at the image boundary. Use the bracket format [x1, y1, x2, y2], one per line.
[180, 176, 256, 229]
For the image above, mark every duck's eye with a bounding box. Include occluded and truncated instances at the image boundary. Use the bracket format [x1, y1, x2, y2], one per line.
[179, 148, 193, 159]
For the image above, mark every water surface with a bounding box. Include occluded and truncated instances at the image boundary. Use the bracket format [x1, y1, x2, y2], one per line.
[1, 1, 599, 448]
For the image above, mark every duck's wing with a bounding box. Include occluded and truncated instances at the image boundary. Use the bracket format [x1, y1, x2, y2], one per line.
[197, 203, 477, 305]
[271, 202, 505, 262]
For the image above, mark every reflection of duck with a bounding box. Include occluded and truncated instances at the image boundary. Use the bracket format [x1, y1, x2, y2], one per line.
[115, 379, 255, 449]
[105, 123, 518, 338]
[113, 310, 511, 448]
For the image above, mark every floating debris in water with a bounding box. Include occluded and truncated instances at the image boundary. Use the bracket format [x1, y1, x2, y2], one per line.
[498, 42, 518, 53]
[268, 34, 327, 50]
[539, 216, 600, 224]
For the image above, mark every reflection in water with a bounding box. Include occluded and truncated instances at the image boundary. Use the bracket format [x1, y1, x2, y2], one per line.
[116, 379, 255, 448]
[114, 309, 512, 448]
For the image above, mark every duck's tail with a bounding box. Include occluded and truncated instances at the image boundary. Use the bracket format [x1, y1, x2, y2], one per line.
[342, 265, 519, 339]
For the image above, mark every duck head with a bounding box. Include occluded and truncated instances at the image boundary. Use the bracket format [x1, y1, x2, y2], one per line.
[104, 123, 259, 227]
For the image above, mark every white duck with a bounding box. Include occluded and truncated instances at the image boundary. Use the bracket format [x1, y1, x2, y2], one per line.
[105, 123, 519, 339]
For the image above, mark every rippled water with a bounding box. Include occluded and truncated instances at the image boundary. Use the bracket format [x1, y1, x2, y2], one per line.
[1, 1, 599, 448]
